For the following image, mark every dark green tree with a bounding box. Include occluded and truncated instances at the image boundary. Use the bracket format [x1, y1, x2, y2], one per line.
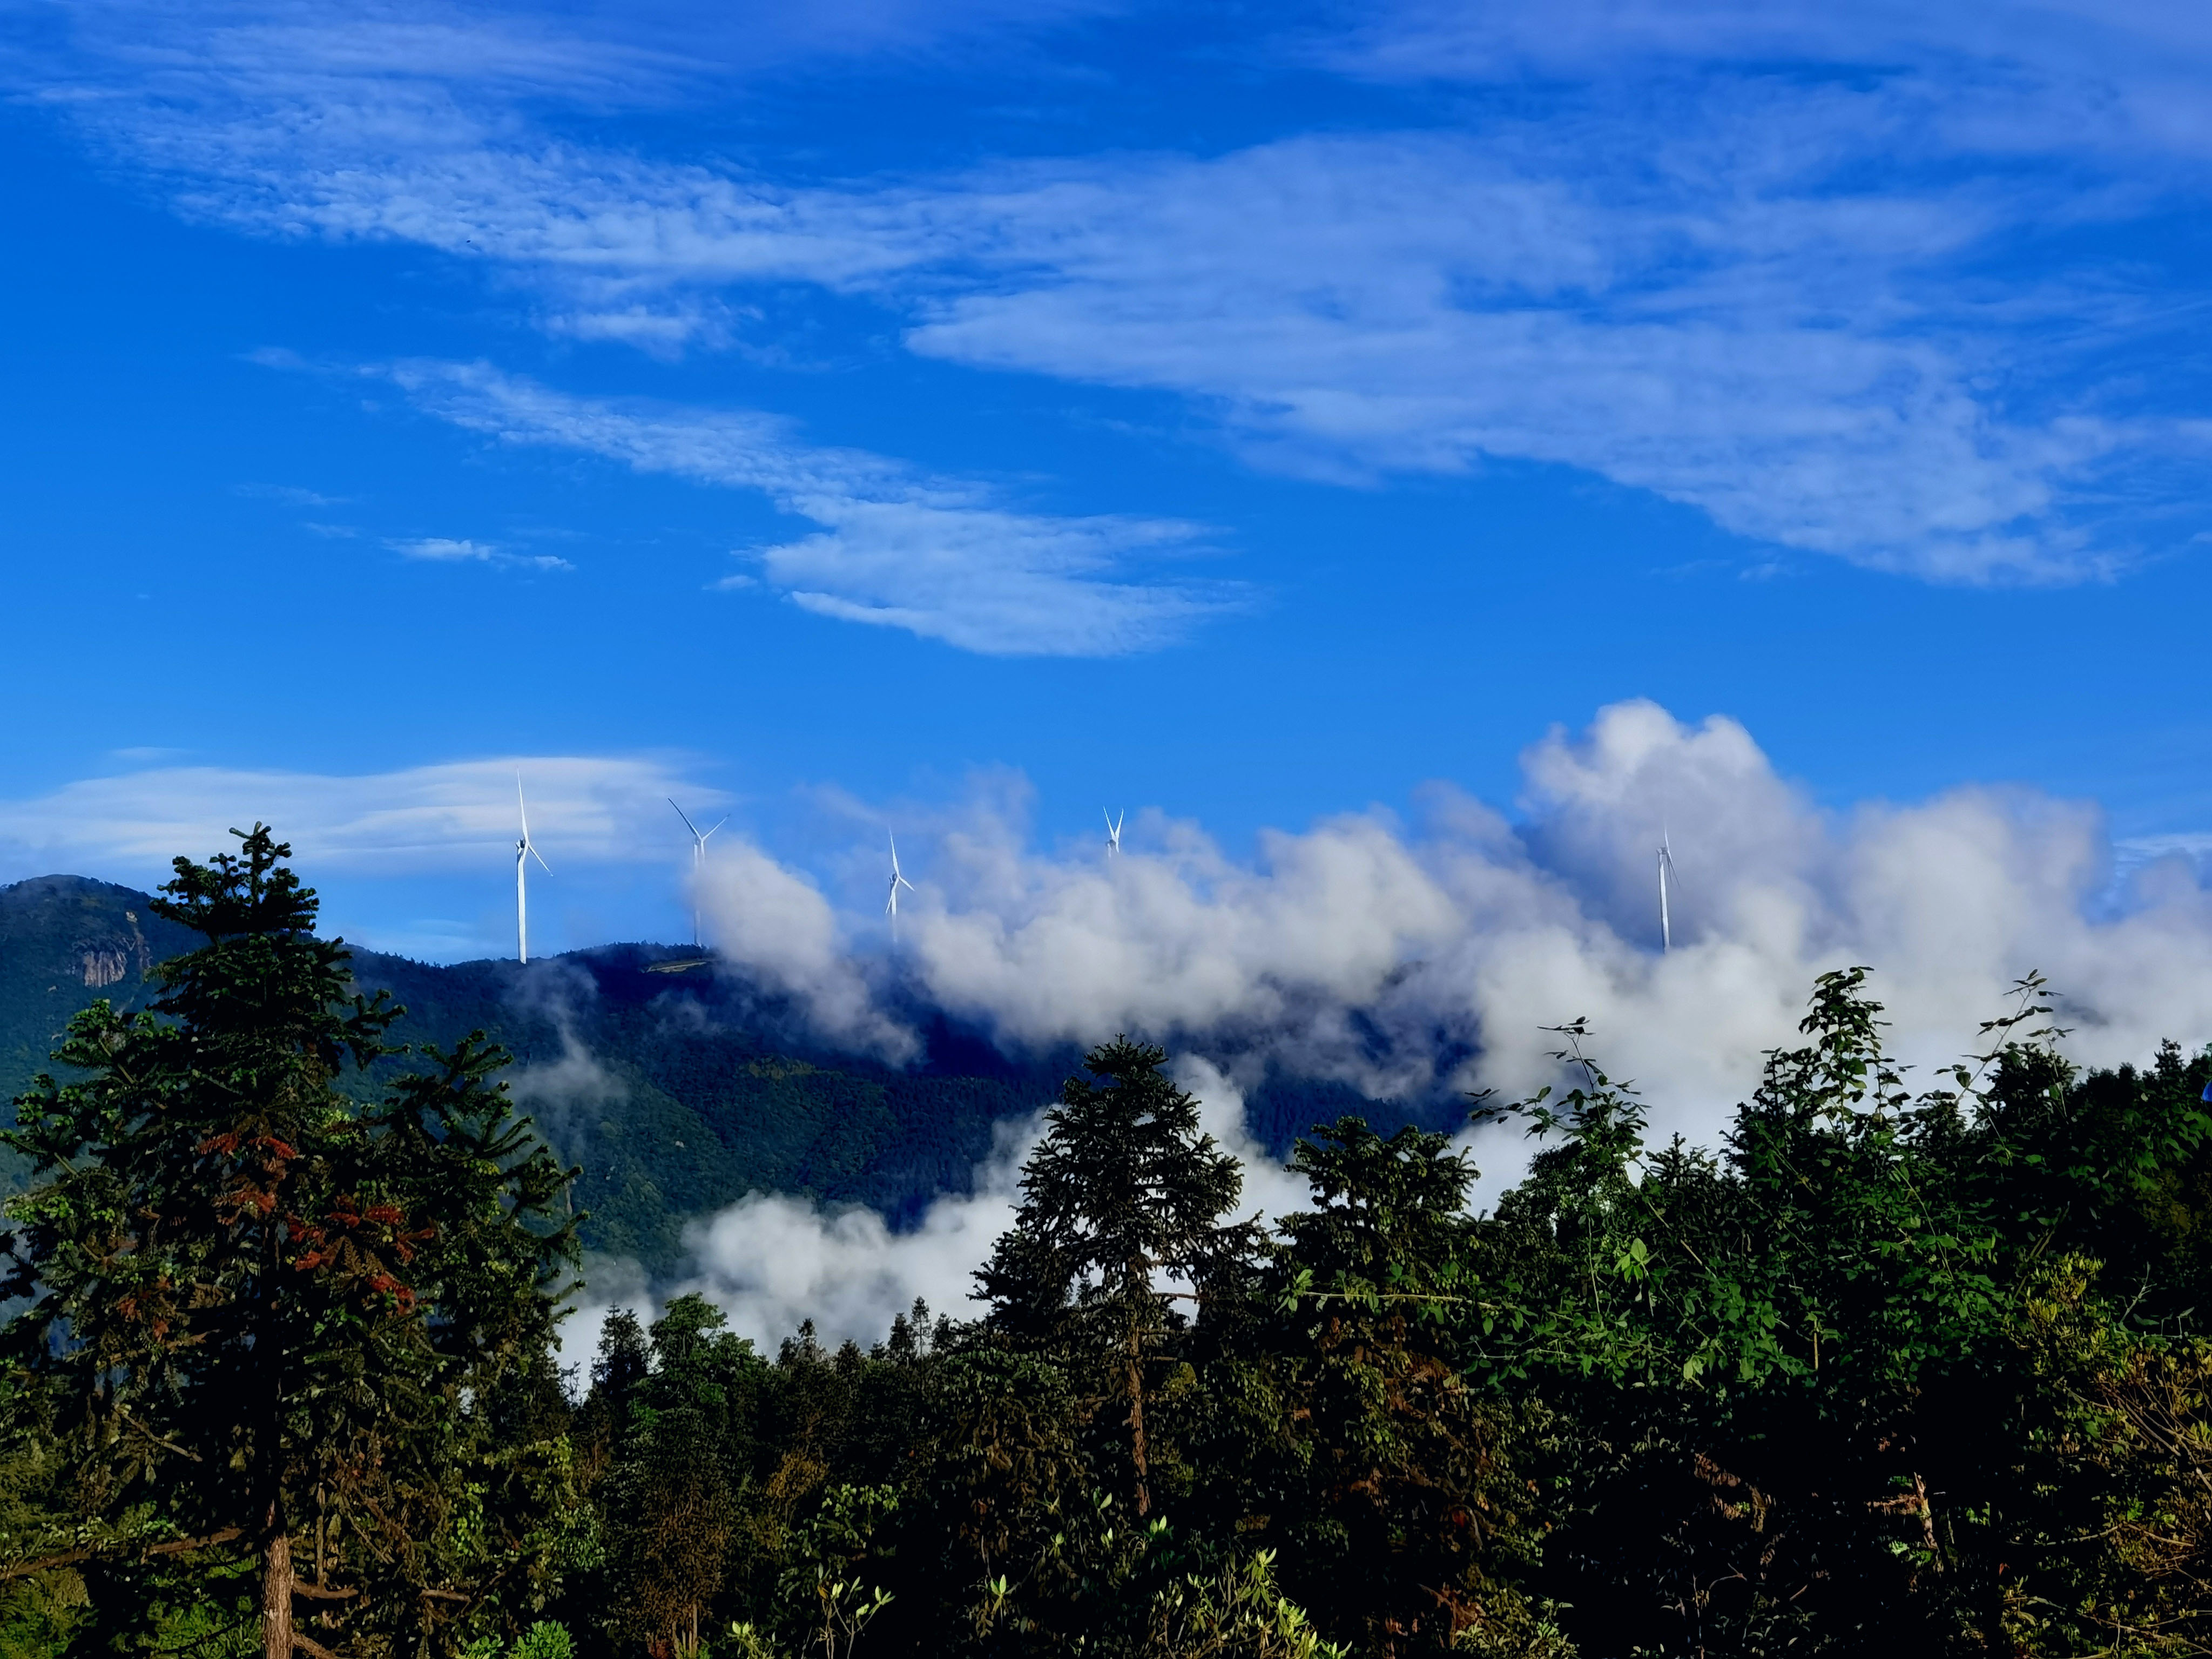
[976, 1038, 1260, 1517]
[0, 827, 578, 1658]
[598, 1297, 760, 1657]
[1471, 969, 2212, 1655]
[1271, 1120, 1547, 1655]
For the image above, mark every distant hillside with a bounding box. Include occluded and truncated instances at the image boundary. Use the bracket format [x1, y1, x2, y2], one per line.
[0, 875, 1442, 1276]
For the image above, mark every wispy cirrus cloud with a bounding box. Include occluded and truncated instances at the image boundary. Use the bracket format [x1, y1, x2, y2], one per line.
[373, 358, 1236, 655]
[388, 535, 573, 571]
[19, 0, 2212, 585]
[896, 120, 2154, 584]
[1319, 0, 2212, 161]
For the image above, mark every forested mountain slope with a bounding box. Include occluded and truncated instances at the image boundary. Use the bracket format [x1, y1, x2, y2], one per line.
[0, 874, 1426, 1273]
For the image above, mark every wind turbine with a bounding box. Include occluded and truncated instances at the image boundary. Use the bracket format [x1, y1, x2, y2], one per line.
[669, 799, 727, 948]
[515, 774, 550, 965]
[1104, 808, 1124, 858]
[885, 831, 916, 940]
[1657, 828, 1678, 954]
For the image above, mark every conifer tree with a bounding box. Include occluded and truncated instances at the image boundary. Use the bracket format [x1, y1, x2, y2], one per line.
[976, 1037, 1259, 1515]
[0, 827, 578, 1658]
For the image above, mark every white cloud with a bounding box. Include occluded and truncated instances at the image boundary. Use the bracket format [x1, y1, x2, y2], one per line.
[614, 1062, 1314, 1352]
[0, 753, 725, 881]
[669, 1112, 1045, 1350]
[379, 359, 1235, 655]
[694, 702, 2212, 1153]
[599, 680, 2212, 1348]
[895, 122, 2147, 583]
[387, 534, 574, 571]
[391, 536, 496, 561]
[1323, 0, 2212, 166]
[235, 482, 350, 506]
[19, 2, 2212, 586]
[693, 844, 920, 1062]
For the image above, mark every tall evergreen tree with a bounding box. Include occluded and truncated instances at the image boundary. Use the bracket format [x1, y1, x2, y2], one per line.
[0, 827, 578, 1658]
[976, 1037, 1259, 1515]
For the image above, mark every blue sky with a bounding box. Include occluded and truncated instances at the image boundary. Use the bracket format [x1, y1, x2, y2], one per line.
[5, 0, 2212, 962]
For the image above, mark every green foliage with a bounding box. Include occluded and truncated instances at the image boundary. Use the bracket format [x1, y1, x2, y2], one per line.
[1141, 1550, 1346, 1658]
[720, 1624, 784, 1659]
[463, 1620, 575, 1659]
[512, 1620, 577, 1659]
[17, 838, 2212, 1658]
[1458, 968, 2212, 1654]
[1264, 1120, 1552, 1655]
[0, 828, 578, 1657]
[978, 1038, 1263, 1518]
[778, 1486, 898, 1654]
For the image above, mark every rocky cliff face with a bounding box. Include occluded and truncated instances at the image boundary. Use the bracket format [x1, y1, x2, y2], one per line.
[0, 876, 200, 1189]
[74, 906, 151, 988]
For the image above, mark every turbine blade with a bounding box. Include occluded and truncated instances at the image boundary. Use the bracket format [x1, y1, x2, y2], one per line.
[669, 797, 700, 838]
[532, 846, 552, 874]
[704, 817, 727, 840]
[516, 773, 530, 841]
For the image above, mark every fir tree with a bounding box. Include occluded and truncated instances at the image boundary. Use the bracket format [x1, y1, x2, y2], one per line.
[0, 827, 578, 1659]
[976, 1037, 1259, 1515]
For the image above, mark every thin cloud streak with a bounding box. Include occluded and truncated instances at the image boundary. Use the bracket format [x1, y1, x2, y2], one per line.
[378, 359, 1236, 656]
[899, 123, 2139, 583]
[388, 535, 573, 571]
[0, 754, 724, 880]
[1323, 0, 2212, 166]
[18, 1, 2212, 581]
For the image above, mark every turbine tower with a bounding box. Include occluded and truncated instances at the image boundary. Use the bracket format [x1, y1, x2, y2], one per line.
[669, 798, 727, 948]
[1104, 807, 1124, 858]
[515, 774, 550, 964]
[885, 831, 916, 940]
[1657, 828, 1677, 954]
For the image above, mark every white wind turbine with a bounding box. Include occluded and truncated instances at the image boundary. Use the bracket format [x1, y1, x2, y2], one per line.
[515, 774, 550, 965]
[1656, 827, 1678, 954]
[669, 799, 727, 948]
[1104, 808, 1124, 858]
[885, 831, 916, 940]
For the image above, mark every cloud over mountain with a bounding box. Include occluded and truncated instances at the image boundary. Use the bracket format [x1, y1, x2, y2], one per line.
[700, 700, 2212, 1139]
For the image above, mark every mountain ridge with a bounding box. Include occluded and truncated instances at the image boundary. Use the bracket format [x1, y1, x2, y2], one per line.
[0, 874, 1450, 1276]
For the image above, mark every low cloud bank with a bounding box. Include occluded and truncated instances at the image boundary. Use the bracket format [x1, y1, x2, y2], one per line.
[581, 698, 2212, 1357]
[559, 1115, 1040, 1367]
[559, 1067, 1293, 1364]
[702, 699, 2212, 1124]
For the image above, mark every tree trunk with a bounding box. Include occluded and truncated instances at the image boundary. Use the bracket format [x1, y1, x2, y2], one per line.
[262, 1525, 294, 1659]
[1125, 1304, 1151, 1518]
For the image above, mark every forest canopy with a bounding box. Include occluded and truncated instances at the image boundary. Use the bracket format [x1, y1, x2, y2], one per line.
[3, 831, 2211, 1658]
